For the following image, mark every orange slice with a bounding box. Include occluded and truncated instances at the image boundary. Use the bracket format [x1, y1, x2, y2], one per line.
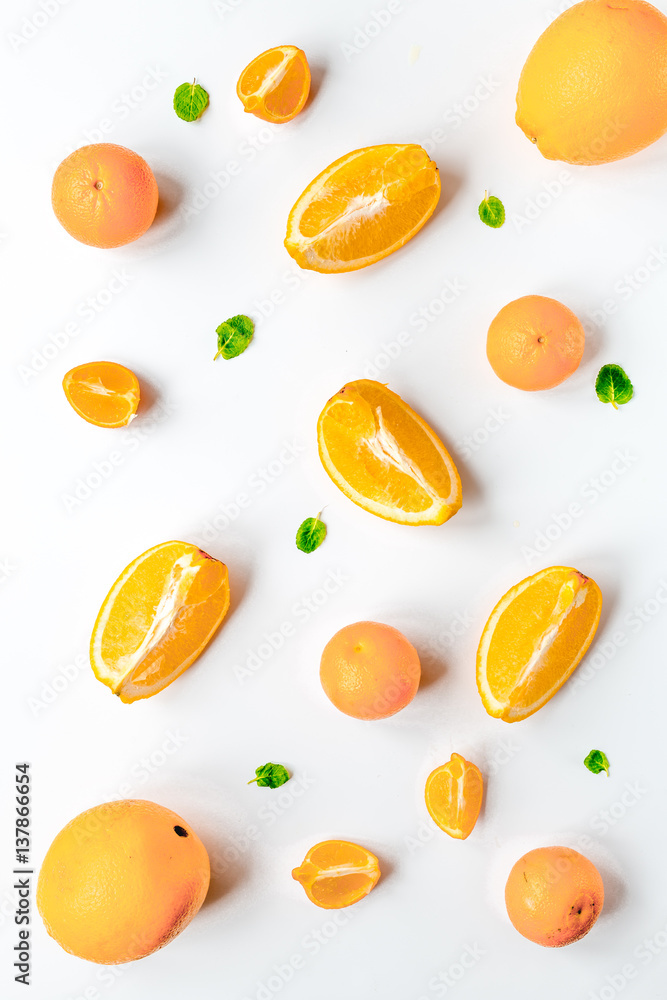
[90, 541, 230, 703]
[477, 566, 602, 723]
[285, 144, 440, 273]
[63, 361, 140, 428]
[425, 754, 483, 840]
[237, 45, 311, 123]
[317, 379, 462, 526]
[292, 840, 380, 909]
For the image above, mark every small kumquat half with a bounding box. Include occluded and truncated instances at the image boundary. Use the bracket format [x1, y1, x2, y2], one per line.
[425, 754, 484, 840]
[292, 840, 380, 909]
[62, 361, 140, 428]
[236, 45, 311, 123]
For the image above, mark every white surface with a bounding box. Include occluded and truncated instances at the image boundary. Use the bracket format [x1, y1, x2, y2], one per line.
[2, 0, 666, 997]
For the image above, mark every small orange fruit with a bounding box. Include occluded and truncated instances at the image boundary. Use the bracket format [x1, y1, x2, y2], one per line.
[317, 379, 462, 526]
[516, 0, 667, 165]
[52, 143, 158, 248]
[90, 540, 230, 703]
[37, 799, 210, 964]
[237, 45, 311, 123]
[62, 361, 140, 428]
[320, 621, 420, 720]
[425, 754, 483, 840]
[292, 840, 380, 909]
[486, 295, 585, 391]
[505, 846, 604, 947]
[285, 144, 440, 272]
[477, 566, 602, 723]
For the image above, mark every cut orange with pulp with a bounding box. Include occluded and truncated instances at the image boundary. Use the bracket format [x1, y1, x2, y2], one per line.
[292, 840, 380, 909]
[477, 566, 602, 723]
[317, 379, 462, 526]
[237, 45, 311, 123]
[91, 541, 230, 703]
[425, 754, 483, 840]
[285, 144, 440, 273]
[63, 361, 140, 428]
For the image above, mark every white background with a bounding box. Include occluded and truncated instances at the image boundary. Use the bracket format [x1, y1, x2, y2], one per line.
[2, 0, 666, 998]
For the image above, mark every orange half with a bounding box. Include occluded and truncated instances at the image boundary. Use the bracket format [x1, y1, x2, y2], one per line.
[425, 754, 483, 840]
[90, 541, 230, 703]
[285, 144, 440, 273]
[292, 840, 380, 909]
[477, 566, 602, 722]
[63, 361, 140, 428]
[317, 379, 462, 526]
[237, 45, 311, 123]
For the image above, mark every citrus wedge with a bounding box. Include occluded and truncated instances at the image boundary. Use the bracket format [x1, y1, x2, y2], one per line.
[90, 541, 230, 703]
[63, 361, 140, 428]
[237, 45, 311, 123]
[285, 144, 440, 273]
[425, 753, 483, 840]
[317, 379, 462, 526]
[477, 566, 602, 723]
[292, 840, 380, 909]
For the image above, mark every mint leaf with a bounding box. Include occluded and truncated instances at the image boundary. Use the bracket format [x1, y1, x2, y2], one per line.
[174, 80, 209, 122]
[296, 515, 326, 553]
[595, 364, 633, 409]
[248, 763, 290, 788]
[214, 314, 254, 360]
[584, 749, 610, 776]
[478, 191, 505, 228]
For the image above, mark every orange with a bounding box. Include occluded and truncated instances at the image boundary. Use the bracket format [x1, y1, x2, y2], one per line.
[505, 846, 604, 947]
[285, 144, 440, 273]
[477, 566, 602, 723]
[425, 754, 483, 840]
[62, 361, 140, 428]
[52, 143, 158, 248]
[90, 541, 230, 703]
[292, 840, 380, 909]
[516, 0, 667, 164]
[317, 380, 461, 526]
[237, 45, 311, 123]
[37, 799, 210, 964]
[320, 621, 421, 720]
[486, 295, 585, 391]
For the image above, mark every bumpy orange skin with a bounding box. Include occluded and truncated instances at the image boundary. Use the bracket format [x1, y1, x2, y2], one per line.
[486, 295, 585, 391]
[320, 621, 421, 720]
[516, 0, 667, 164]
[52, 144, 159, 248]
[37, 800, 210, 964]
[505, 846, 604, 947]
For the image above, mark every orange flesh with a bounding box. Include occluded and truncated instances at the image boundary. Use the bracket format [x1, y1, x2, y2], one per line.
[292, 840, 380, 909]
[237, 45, 310, 123]
[425, 754, 484, 839]
[318, 380, 461, 525]
[63, 361, 140, 427]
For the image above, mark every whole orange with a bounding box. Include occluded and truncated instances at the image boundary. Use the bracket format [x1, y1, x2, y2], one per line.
[52, 143, 159, 248]
[505, 846, 604, 947]
[37, 799, 210, 964]
[320, 621, 421, 720]
[486, 295, 585, 391]
[516, 0, 667, 164]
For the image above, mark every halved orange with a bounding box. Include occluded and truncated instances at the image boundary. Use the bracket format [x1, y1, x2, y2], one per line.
[425, 754, 483, 840]
[285, 144, 440, 273]
[317, 379, 461, 526]
[292, 840, 380, 909]
[237, 45, 311, 123]
[63, 361, 140, 428]
[477, 566, 602, 723]
[90, 541, 230, 703]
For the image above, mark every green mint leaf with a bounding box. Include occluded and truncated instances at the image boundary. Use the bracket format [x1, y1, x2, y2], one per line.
[478, 191, 505, 228]
[214, 314, 254, 360]
[584, 749, 610, 776]
[248, 763, 290, 788]
[595, 364, 633, 409]
[173, 80, 209, 122]
[296, 515, 327, 553]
